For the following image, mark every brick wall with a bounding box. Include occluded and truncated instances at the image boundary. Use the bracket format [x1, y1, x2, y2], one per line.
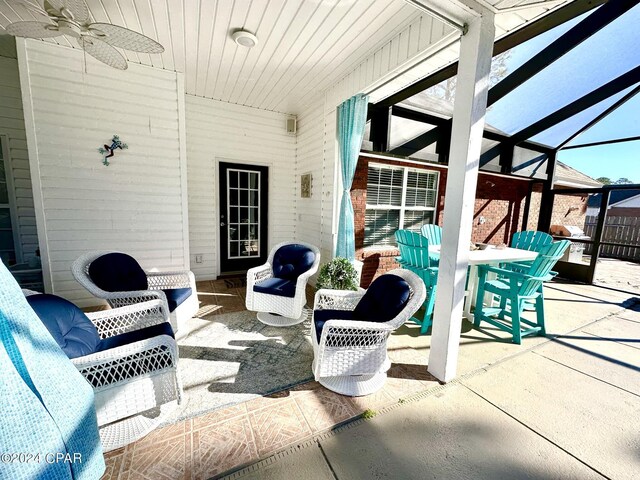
[353, 155, 537, 286]
[549, 191, 589, 230]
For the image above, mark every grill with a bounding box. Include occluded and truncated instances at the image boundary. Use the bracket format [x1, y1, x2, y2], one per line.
[550, 225, 590, 262]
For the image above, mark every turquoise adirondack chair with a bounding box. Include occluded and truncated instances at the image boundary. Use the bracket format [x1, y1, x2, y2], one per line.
[395, 230, 438, 334]
[420, 224, 442, 266]
[504, 230, 555, 307]
[511, 230, 553, 252]
[420, 224, 443, 245]
[473, 240, 570, 344]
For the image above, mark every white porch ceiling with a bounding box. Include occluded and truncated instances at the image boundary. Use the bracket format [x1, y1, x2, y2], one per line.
[0, 0, 571, 114]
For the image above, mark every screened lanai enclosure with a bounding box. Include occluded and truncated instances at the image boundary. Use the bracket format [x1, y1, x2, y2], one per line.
[362, 0, 640, 286]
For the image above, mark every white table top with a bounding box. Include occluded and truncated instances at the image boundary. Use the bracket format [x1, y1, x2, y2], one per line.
[430, 245, 538, 265]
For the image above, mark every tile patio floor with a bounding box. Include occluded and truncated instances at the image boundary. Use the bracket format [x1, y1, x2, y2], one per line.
[101, 265, 640, 480]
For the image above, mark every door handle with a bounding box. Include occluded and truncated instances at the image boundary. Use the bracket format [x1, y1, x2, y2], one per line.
[220, 222, 226, 227]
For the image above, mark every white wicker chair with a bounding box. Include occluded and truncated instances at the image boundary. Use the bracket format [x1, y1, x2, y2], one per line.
[246, 241, 321, 326]
[23, 291, 182, 452]
[72, 251, 199, 333]
[311, 269, 426, 396]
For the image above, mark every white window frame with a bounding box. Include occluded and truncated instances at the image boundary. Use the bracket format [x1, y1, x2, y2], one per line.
[0, 134, 22, 264]
[364, 162, 439, 247]
[226, 168, 261, 260]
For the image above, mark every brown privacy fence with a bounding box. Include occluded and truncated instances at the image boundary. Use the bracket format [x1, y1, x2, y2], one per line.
[584, 215, 640, 262]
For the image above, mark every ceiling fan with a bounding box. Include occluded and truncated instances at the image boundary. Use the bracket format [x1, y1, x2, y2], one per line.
[4, 0, 164, 70]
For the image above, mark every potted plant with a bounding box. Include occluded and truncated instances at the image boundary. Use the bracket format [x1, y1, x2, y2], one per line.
[316, 257, 359, 291]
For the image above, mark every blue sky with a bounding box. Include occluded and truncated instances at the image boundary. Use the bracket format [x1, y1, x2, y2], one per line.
[490, 4, 640, 184]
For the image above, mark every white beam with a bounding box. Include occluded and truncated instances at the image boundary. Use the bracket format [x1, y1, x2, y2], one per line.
[428, 8, 495, 382]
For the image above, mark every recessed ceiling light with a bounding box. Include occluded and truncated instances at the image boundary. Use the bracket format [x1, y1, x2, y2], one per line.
[232, 30, 258, 48]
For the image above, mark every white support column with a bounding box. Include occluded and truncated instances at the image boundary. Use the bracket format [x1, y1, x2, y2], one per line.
[428, 9, 495, 382]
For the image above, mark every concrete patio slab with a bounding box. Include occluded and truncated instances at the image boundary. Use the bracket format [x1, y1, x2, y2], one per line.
[535, 332, 640, 396]
[582, 316, 640, 350]
[462, 352, 640, 480]
[232, 444, 335, 480]
[317, 384, 603, 480]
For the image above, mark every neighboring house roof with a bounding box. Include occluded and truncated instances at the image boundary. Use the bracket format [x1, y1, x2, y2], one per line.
[587, 189, 640, 208]
[610, 193, 640, 208]
[554, 162, 603, 189]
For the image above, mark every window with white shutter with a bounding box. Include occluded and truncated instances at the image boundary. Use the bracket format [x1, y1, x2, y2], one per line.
[364, 164, 439, 247]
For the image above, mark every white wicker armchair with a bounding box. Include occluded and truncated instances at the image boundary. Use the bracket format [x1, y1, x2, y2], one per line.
[74, 300, 182, 451]
[312, 269, 426, 396]
[23, 291, 183, 452]
[72, 251, 199, 333]
[246, 241, 321, 326]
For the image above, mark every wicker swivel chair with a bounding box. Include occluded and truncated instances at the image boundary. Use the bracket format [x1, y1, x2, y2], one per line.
[72, 251, 199, 333]
[311, 269, 426, 396]
[25, 293, 182, 451]
[246, 241, 320, 326]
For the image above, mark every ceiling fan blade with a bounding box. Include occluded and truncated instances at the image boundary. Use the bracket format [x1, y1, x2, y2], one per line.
[12, 0, 49, 18]
[6, 21, 63, 39]
[45, 0, 89, 23]
[87, 23, 164, 54]
[78, 36, 127, 70]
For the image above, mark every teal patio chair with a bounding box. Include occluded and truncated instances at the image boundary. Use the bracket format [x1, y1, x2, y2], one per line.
[395, 230, 438, 334]
[473, 240, 570, 344]
[420, 224, 443, 245]
[511, 230, 553, 252]
[502, 230, 555, 284]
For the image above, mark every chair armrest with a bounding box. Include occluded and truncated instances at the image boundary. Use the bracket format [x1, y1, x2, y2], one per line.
[104, 289, 169, 311]
[247, 264, 273, 287]
[146, 271, 194, 290]
[478, 264, 549, 284]
[86, 300, 169, 339]
[72, 335, 178, 390]
[314, 288, 365, 311]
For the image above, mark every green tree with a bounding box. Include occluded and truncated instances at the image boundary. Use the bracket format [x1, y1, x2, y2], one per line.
[614, 177, 633, 184]
[425, 51, 512, 103]
[596, 177, 611, 185]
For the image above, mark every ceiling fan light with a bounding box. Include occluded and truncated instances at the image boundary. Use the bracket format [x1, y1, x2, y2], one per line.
[232, 30, 258, 48]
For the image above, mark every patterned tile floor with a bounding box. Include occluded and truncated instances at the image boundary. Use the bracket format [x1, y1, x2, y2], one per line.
[101, 279, 439, 480]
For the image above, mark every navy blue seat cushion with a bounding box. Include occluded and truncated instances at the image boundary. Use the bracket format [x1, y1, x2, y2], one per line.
[27, 294, 101, 359]
[313, 309, 355, 340]
[353, 274, 411, 323]
[253, 277, 296, 298]
[272, 244, 315, 280]
[98, 321, 174, 352]
[162, 288, 192, 313]
[89, 252, 148, 292]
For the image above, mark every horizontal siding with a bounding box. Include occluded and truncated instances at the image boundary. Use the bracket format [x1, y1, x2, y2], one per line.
[21, 40, 186, 307]
[0, 55, 38, 263]
[185, 95, 296, 279]
[294, 11, 455, 263]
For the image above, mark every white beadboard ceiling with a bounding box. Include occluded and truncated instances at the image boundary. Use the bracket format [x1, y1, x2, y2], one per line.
[0, 0, 571, 114]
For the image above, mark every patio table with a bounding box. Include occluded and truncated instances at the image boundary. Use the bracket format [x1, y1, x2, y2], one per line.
[429, 245, 538, 318]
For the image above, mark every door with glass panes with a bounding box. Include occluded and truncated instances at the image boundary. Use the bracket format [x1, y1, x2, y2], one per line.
[219, 162, 268, 273]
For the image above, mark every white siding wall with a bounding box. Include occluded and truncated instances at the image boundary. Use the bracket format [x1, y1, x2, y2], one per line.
[18, 40, 188, 307]
[185, 96, 296, 279]
[295, 12, 452, 261]
[0, 54, 38, 263]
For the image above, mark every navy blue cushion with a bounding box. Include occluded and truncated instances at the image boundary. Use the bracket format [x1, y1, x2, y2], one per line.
[98, 321, 174, 352]
[353, 274, 411, 323]
[162, 288, 192, 313]
[27, 294, 101, 359]
[253, 277, 296, 298]
[89, 253, 148, 292]
[313, 309, 355, 340]
[272, 244, 315, 280]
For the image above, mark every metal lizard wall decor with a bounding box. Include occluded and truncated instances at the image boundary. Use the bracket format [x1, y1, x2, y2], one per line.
[98, 135, 128, 166]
